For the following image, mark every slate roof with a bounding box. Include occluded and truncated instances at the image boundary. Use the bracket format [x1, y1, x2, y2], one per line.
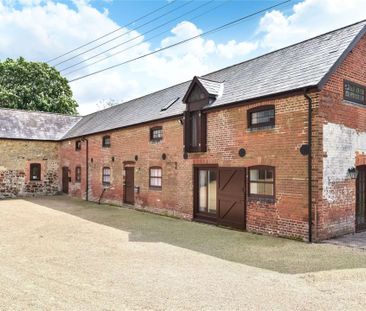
[0, 108, 81, 140]
[0, 20, 365, 141]
[196, 77, 224, 97]
[64, 20, 366, 139]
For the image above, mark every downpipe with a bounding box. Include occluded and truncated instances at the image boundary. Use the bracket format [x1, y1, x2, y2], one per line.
[81, 137, 89, 201]
[304, 90, 313, 243]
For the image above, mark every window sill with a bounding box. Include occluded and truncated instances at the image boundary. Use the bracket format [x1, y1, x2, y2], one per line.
[149, 186, 162, 191]
[102, 145, 111, 148]
[343, 99, 366, 108]
[150, 139, 163, 143]
[29, 180, 41, 182]
[248, 195, 275, 204]
[247, 125, 275, 132]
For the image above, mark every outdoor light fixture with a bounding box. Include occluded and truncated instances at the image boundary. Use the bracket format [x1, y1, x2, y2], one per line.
[347, 167, 358, 179]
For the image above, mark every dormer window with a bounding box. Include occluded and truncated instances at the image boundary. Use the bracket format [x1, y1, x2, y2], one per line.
[182, 76, 223, 153]
[183, 110, 206, 153]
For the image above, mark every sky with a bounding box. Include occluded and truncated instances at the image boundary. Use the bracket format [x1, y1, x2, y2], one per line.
[0, 0, 366, 115]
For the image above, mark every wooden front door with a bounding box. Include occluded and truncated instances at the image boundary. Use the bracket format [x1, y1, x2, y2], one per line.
[124, 167, 135, 204]
[217, 168, 246, 230]
[356, 166, 366, 231]
[62, 167, 69, 194]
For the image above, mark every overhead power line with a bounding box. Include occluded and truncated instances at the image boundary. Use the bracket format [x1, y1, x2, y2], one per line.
[69, 0, 291, 83]
[46, 0, 177, 63]
[63, 0, 230, 76]
[60, 0, 215, 73]
[53, 0, 194, 67]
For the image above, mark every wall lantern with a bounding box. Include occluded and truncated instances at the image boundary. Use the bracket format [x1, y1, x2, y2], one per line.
[347, 167, 358, 179]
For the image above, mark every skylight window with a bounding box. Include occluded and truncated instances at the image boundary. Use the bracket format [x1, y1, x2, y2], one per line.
[160, 97, 179, 112]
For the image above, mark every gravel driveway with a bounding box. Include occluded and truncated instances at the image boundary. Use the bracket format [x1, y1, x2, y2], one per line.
[0, 196, 366, 310]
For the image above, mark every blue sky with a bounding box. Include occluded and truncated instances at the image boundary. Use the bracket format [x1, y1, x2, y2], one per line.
[0, 0, 365, 114]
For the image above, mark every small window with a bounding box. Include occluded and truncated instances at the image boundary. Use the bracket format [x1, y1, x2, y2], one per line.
[150, 127, 163, 142]
[102, 167, 111, 185]
[30, 163, 41, 181]
[149, 167, 162, 189]
[75, 166, 81, 182]
[249, 166, 275, 198]
[344, 80, 366, 105]
[248, 106, 275, 129]
[102, 135, 111, 147]
[75, 140, 82, 151]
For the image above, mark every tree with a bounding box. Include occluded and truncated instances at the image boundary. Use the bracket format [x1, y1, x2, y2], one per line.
[0, 57, 78, 115]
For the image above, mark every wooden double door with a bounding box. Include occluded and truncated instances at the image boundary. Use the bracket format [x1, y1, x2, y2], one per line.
[194, 166, 246, 230]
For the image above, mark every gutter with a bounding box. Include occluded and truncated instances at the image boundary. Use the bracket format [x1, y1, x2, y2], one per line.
[304, 90, 313, 243]
[81, 137, 89, 201]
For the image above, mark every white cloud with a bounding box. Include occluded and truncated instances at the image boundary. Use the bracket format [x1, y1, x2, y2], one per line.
[259, 0, 366, 50]
[0, 0, 365, 115]
[217, 40, 258, 59]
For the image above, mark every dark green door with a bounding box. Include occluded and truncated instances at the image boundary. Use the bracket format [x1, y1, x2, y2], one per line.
[356, 167, 366, 232]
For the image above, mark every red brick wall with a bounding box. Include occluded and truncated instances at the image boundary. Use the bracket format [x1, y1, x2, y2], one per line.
[60, 91, 314, 240]
[317, 33, 366, 240]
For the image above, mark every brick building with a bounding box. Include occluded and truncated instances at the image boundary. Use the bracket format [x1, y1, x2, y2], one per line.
[1, 20, 366, 241]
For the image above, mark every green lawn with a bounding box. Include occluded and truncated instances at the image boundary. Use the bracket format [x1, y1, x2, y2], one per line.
[30, 196, 366, 274]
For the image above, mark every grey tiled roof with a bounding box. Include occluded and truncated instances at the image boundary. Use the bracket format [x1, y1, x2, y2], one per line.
[64, 20, 366, 139]
[197, 77, 224, 97]
[0, 108, 81, 140]
[0, 20, 365, 141]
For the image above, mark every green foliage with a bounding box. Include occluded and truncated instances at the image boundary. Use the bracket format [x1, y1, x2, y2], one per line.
[0, 57, 78, 115]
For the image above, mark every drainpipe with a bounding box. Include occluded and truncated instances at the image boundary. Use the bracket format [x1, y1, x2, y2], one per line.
[81, 137, 89, 201]
[304, 90, 312, 243]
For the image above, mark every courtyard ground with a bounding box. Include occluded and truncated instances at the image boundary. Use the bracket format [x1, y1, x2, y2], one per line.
[0, 196, 366, 310]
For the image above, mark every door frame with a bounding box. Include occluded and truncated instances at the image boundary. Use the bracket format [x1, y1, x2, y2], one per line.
[123, 166, 135, 205]
[356, 165, 366, 232]
[193, 164, 219, 224]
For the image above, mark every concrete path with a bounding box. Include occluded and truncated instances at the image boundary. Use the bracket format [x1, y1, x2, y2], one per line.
[0, 196, 366, 310]
[326, 231, 366, 250]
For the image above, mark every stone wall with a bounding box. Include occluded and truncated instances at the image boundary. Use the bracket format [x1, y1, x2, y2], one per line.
[0, 139, 60, 198]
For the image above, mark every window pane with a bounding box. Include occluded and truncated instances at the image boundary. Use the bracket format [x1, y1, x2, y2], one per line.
[345, 81, 366, 104]
[198, 170, 207, 212]
[249, 167, 274, 197]
[250, 169, 259, 181]
[152, 128, 163, 140]
[250, 108, 275, 126]
[191, 113, 199, 147]
[265, 183, 274, 196]
[250, 182, 259, 194]
[150, 168, 162, 187]
[207, 170, 217, 213]
[266, 169, 273, 182]
[151, 168, 161, 177]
